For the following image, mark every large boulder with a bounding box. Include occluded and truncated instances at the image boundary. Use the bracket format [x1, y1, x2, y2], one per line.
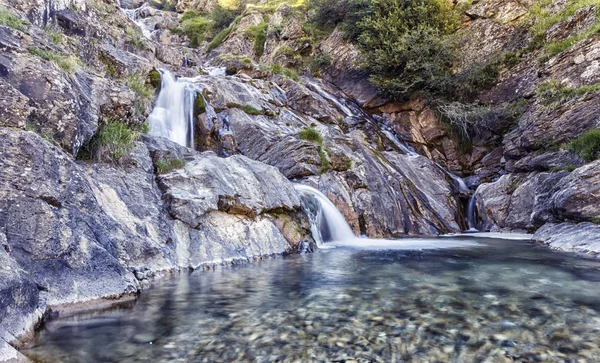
[549, 160, 600, 222]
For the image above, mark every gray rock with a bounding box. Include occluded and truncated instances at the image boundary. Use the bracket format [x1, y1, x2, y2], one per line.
[545, 5, 597, 42]
[550, 159, 600, 221]
[158, 151, 302, 227]
[533, 222, 600, 255]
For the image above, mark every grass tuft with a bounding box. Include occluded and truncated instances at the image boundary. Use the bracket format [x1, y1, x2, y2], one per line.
[298, 127, 323, 144]
[568, 129, 600, 162]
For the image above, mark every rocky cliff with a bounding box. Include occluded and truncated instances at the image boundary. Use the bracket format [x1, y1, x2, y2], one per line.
[0, 0, 599, 360]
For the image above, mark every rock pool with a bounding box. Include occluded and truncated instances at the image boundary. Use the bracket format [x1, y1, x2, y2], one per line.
[22, 236, 600, 362]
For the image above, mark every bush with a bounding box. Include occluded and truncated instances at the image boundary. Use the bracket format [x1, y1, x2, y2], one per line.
[183, 16, 211, 47]
[82, 121, 140, 163]
[362, 26, 455, 100]
[568, 129, 600, 162]
[210, 3, 243, 32]
[308, 0, 371, 40]
[126, 28, 146, 51]
[298, 127, 323, 144]
[313, 50, 332, 68]
[355, 0, 460, 99]
[0, 7, 27, 31]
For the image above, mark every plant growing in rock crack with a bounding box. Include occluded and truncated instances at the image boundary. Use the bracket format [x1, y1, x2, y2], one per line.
[298, 127, 323, 144]
[0, 7, 27, 31]
[245, 22, 268, 57]
[155, 158, 186, 174]
[79, 121, 140, 164]
[126, 28, 146, 51]
[568, 129, 600, 162]
[125, 73, 155, 100]
[535, 80, 600, 109]
[27, 47, 80, 74]
[242, 105, 264, 115]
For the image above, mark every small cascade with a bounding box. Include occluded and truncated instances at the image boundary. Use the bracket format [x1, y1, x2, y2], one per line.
[116, 0, 153, 38]
[294, 185, 356, 246]
[448, 172, 470, 194]
[466, 193, 478, 231]
[147, 70, 199, 148]
[381, 128, 418, 156]
[306, 81, 354, 117]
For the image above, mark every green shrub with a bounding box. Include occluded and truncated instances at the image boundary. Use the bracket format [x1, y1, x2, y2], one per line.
[27, 47, 79, 74]
[156, 158, 186, 174]
[210, 3, 243, 32]
[182, 13, 211, 48]
[246, 23, 268, 57]
[313, 50, 332, 69]
[126, 28, 146, 50]
[270, 63, 283, 74]
[568, 129, 600, 162]
[298, 127, 323, 144]
[125, 73, 155, 99]
[308, 0, 371, 40]
[274, 45, 297, 58]
[83, 121, 140, 163]
[0, 7, 27, 31]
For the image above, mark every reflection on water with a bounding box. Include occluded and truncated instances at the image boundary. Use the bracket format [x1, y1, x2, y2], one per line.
[23, 237, 600, 362]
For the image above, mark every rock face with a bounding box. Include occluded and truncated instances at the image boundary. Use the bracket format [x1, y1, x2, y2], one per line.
[190, 73, 464, 236]
[474, 160, 600, 231]
[534, 222, 600, 255]
[0, 129, 311, 360]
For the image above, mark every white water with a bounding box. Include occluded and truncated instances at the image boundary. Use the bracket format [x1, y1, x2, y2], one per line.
[117, 0, 153, 38]
[307, 82, 354, 117]
[448, 172, 470, 193]
[295, 184, 482, 251]
[294, 184, 356, 245]
[147, 70, 198, 148]
[466, 192, 478, 231]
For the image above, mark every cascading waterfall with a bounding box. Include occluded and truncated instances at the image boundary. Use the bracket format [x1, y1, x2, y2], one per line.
[294, 185, 356, 245]
[147, 70, 198, 148]
[116, 0, 153, 38]
[466, 192, 478, 231]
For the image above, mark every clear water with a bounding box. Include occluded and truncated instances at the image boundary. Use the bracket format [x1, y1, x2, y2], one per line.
[22, 237, 600, 362]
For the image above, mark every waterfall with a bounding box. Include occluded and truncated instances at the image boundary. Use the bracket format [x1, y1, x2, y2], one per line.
[466, 193, 478, 231]
[448, 172, 470, 194]
[294, 184, 356, 245]
[147, 70, 198, 148]
[116, 0, 153, 38]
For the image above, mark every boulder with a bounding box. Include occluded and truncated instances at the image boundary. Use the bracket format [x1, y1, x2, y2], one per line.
[550, 160, 600, 222]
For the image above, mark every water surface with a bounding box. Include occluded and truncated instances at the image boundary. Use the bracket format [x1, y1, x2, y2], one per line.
[23, 236, 600, 362]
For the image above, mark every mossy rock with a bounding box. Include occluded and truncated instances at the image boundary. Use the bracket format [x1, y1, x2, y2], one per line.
[225, 65, 238, 75]
[147, 69, 162, 89]
[194, 93, 207, 117]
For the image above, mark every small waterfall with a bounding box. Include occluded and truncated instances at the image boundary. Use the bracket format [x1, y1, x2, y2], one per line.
[147, 70, 198, 148]
[306, 81, 354, 117]
[466, 193, 478, 231]
[448, 172, 470, 194]
[116, 0, 153, 38]
[294, 184, 355, 245]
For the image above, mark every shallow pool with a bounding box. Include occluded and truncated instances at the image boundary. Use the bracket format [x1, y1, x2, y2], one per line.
[22, 236, 600, 362]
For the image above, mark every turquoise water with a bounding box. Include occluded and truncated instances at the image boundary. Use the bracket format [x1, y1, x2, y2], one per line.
[23, 236, 600, 362]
